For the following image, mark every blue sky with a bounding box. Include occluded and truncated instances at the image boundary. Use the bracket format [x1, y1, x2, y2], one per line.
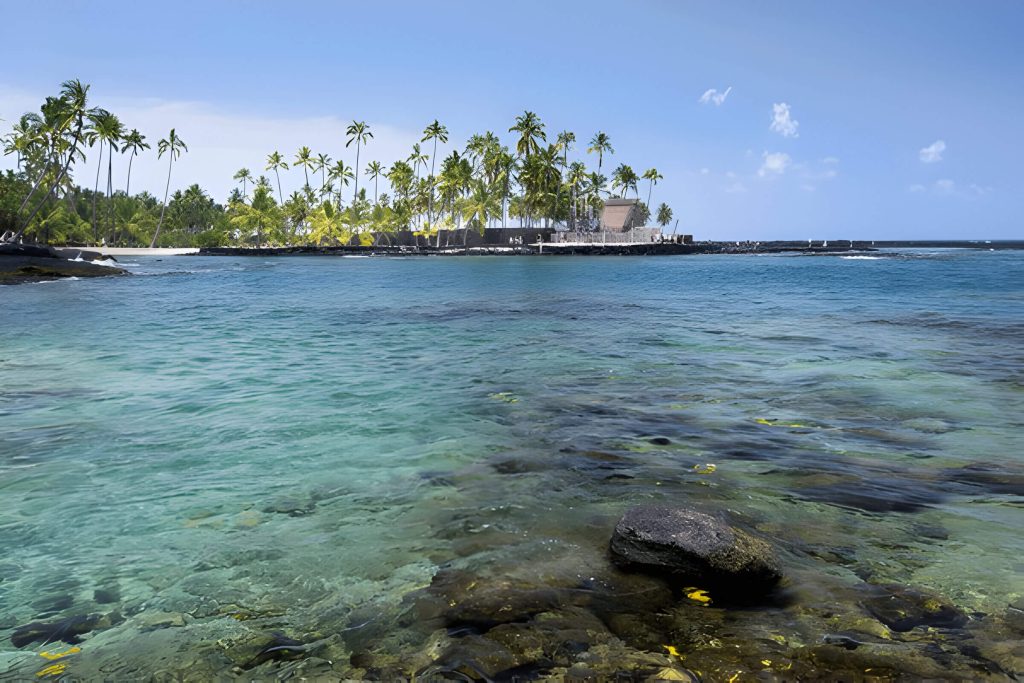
[2, 0, 1022, 240]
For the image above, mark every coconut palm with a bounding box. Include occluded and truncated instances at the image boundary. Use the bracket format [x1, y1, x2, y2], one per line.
[556, 130, 575, 168]
[85, 110, 123, 243]
[587, 132, 614, 172]
[150, 128, 188, 248]
[612, 163, 638, 198]
[407, 143, 428, 181]
[345, 121, 372, 202]
[365, 161, 385, 204]
[642, 168, 663, 209]
[567, 161, 588, 229]
[329, 160, 353, 208]
[656, 202, 673, 227]
[122, 129, 149, 195]
[313, 153, 331, 194]
[294, 146, 314, 191]
[230, 184, 281, 248]
[509, 111, 546, 159]
[421, 119, 448, 229]
[265, 151, 289, 204]
[14, 79, 94, 240]
[461, 179, 500, 244]
[233, 168, 253, 199]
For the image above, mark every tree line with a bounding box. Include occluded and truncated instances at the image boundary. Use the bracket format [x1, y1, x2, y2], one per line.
[2, 79, 674, 247]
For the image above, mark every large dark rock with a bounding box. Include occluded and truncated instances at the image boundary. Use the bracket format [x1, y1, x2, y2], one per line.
[609, 505, 783, 598]
[1, 243, 128, 284]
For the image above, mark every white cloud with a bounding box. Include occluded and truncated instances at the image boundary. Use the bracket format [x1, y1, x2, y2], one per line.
[919, 140, 945, 163]
[769, 103, 799, 138]
[758, 151, 791, 177]
[698, 86, 732, 106]
[908, 179, 992, 197]
[0, 84, 422, 203]
[699, 167, 710, 175]
[822, 156, 839, 164]
[724, 182, 747, 194]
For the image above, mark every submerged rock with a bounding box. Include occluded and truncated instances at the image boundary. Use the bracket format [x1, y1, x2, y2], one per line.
[609, 505, 783, 598]
[10, 612, 119, 647]
[860, 584, 968, 632]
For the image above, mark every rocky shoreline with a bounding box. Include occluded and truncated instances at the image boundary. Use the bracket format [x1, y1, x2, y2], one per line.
[0, 244, 130, 285]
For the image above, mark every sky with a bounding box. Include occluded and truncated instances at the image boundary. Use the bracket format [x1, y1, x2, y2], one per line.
[1, 0, 1022, 240]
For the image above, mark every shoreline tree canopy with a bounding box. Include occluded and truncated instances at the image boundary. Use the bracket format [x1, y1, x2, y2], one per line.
[1, 80, 671, 248]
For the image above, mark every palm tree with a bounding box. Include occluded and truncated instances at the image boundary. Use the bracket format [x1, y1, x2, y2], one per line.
[14, 79, 94, 241]
[230, 184, 281, 248]
[345, 121, 372, 203]
[365, 161, 385, 204]
[150, 128, 187, 248]
[461, 179, 500, 245]
[509, 111, 546, 159]
[587, 132, 614, 172]
[122, 129, 149, 195]
[329, 160, 353, 208]
[421, 119, 448, 231]
[556, 130, 575, 168]
[407, 143, 428, 181]
[313, 153, 331, 194]
[294, 146, 314, 191]
[612, 163, 638, 198]
[85, 110, 123, 243]
[265, 151, 289, 204]
[233, 168, 253, 199]
[643, 168, 663, 209]
[656, 202, 673, 228]
[567, 161, 588, 230]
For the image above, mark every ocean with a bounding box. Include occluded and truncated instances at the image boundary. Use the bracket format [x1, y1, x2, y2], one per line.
[2, 250, 1022, 679]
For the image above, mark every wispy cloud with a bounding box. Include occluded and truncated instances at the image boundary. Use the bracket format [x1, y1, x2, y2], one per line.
[770, 103, 799, 138]
[758, 151, 791, 177]
[919, 139, 945, 163]
[908, 178, 993, 197]
[699, 86, 732, 106]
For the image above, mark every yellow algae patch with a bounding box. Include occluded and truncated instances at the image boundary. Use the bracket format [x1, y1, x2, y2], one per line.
[761, 659, 772, 667]
[652, 667, 692, 680]
[36, 663, 68, 677]
[726, 672, 742, 683]
[756, 418, 810, 428]
[663, 644, 682, 658]
[684, 588, 712, 604]
[39, 647, 80, 660]
[487, 391, 519, 403]
[692, 463, 716, 474]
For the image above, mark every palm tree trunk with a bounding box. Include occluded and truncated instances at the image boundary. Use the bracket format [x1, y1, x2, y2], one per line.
[647, 182, 653, 211]
[275, 170, 283, 205]
[150, 153, 173, 248]
[106, 149, 114, 244]
[354, 142, 361, 203]
[92, 142, 103, 244]
[126, 152, 135, 195]
[9, 126, 84, 243]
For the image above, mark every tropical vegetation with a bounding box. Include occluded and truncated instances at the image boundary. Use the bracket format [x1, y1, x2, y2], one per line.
[2, 80, 673, 247]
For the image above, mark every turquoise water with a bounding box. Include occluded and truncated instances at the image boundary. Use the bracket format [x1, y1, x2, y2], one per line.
[2, 251, 1023, 679]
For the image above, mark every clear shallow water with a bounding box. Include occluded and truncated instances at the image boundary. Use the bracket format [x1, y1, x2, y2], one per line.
[1, 251, 1023, 679]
